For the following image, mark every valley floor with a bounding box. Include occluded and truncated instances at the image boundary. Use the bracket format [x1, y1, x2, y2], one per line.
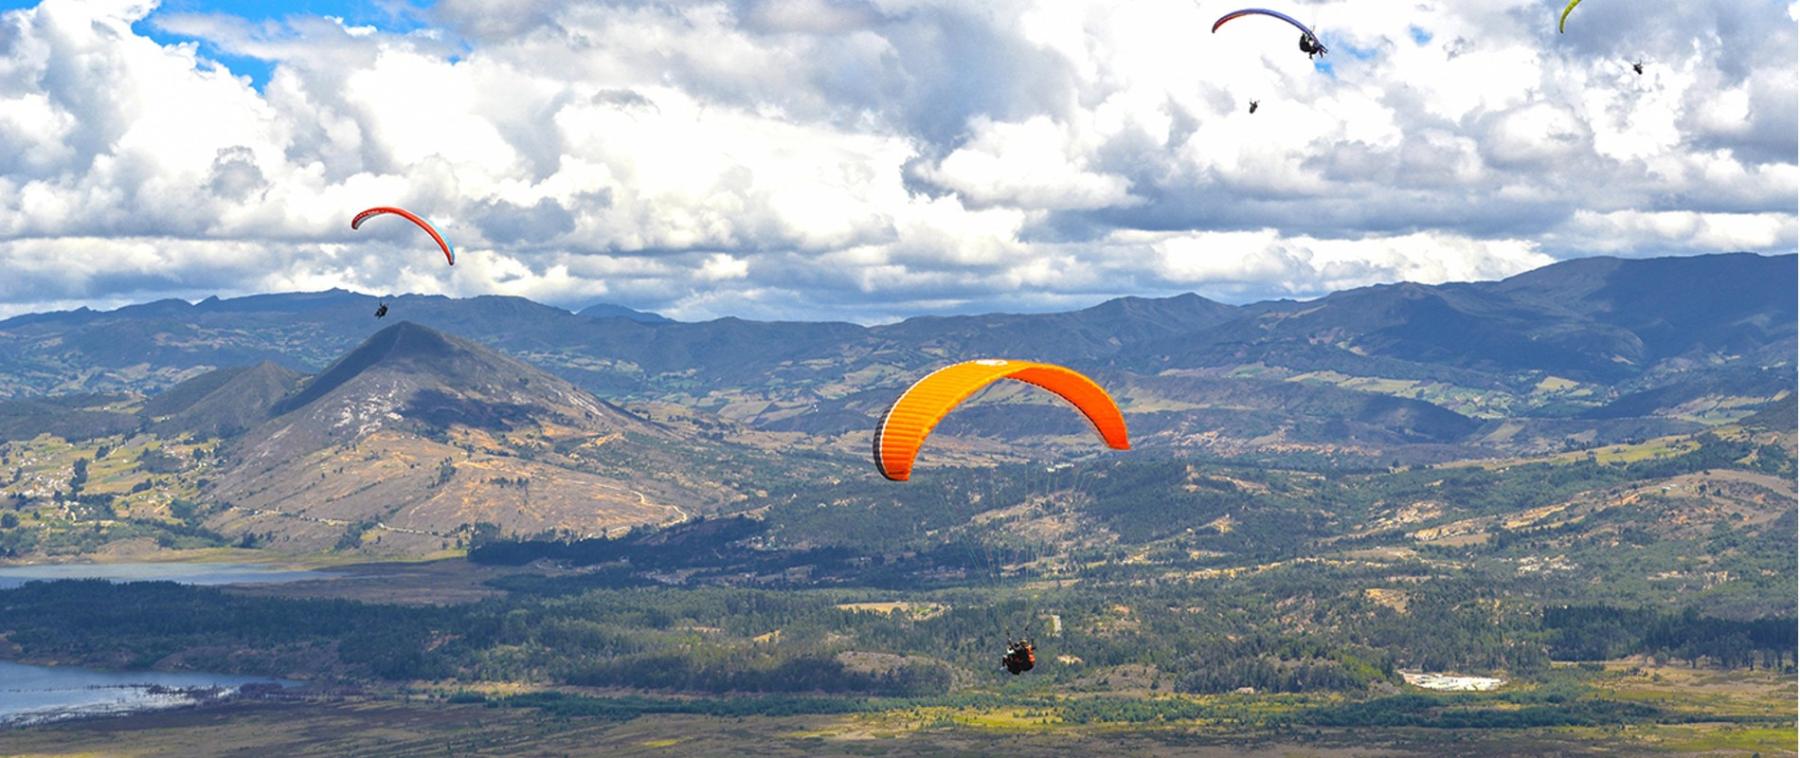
[2, 695, 1791, 757]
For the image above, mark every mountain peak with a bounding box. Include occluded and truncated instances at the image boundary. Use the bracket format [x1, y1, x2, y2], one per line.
[206, 321, 704, 555]
[578, 302, 671, 323]
[368, 320, 459, 356]
[271, 321, 522, 417]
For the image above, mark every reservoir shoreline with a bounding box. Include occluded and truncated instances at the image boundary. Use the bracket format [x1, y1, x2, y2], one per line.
[0, 661, 299, 729]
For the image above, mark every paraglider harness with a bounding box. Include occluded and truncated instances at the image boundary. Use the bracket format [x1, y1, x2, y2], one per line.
[1002, 638, 1037, 675]
[374, 302, 389, 319]
[1299, 33, 1327, 59]
[1631, 60, 1644, 75]
[1248, 99, 1260, 114]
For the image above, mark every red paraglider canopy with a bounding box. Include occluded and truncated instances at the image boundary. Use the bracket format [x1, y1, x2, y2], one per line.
[351, 207, 455, 266]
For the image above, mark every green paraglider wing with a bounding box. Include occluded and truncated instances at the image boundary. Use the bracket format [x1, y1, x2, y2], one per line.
[1559, 0, 1583, 33]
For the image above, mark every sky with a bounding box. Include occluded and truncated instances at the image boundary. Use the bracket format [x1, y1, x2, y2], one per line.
[0, 0, 1793, 322]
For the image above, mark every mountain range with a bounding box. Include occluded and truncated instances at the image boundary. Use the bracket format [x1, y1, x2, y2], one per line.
[0, 252, 1791, 554]
[2, 253, 1786, 400]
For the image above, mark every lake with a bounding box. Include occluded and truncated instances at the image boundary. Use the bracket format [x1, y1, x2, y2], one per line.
[0, 563, 321, 726]
[0, 562, 339, 590]
[0, 661, 294, 727]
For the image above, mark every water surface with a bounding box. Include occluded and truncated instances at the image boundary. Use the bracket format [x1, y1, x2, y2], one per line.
[0, 661, 292, 727]
[0, 562, 338, 589]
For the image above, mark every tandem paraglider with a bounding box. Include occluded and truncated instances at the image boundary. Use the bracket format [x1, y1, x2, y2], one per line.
[349, 206, 455, 319]
[1003, 638, 1037, 675]
[872, 359, 1130, 676]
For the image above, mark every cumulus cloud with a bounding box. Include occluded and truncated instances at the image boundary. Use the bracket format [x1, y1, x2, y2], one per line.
[0, 0, 1791, 323]
[920, 115, 1137, 210]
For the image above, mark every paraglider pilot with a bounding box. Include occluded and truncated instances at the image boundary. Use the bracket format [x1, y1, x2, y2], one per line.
[1003, 638, 1037, 675]
[1631, 60, 1644, 75]
[374, 302, 389, 319]
[1299, 33, 1325, 59]
[1248, 99, 1260, 114]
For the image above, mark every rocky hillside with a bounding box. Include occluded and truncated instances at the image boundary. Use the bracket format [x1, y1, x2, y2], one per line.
[199, 322, 736, 554]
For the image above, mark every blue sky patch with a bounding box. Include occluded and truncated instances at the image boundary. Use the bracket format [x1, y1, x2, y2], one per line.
[134, 20, 279, 90]
[144, 0, 426, 28]
[1334, 41, 1378, 62]
[3, 0, 433, 91]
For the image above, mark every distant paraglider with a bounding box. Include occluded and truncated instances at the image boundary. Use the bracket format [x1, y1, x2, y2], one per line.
[1212, 8, 1327, 59]
[1631, 60, 1644, 75]
[374, 302, 389, 319]
[871, 359, 1130, 482]
[350, 207, 455, 266]
[1248, 99, 1260, 114]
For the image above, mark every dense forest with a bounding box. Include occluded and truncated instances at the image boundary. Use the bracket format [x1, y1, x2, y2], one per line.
[0, 574, 1789, 698]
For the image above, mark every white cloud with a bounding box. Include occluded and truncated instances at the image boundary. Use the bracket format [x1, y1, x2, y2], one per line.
[697, 252, 750, 281]
[921, 115, 1136, 210]
[1126, 228, 1555, 298]
[1556, 209, 1797, 254]
[0, 0, 1790, 324]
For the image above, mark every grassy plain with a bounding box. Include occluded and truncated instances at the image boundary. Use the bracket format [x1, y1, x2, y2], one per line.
[6, 686, 1791, 758]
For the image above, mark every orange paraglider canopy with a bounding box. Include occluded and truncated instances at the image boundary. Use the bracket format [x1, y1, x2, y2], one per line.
[872, 359, 1129, 482]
